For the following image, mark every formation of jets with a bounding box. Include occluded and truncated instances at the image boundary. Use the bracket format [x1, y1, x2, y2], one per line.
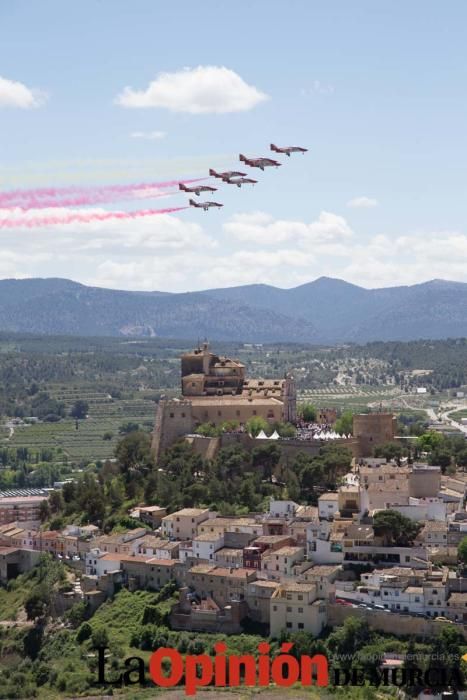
[180, 143, 307, 212]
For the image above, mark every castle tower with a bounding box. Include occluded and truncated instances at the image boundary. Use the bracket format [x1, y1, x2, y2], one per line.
[151, 398, 193, 462]
[282, 373, 297, 423]
[202, 341, 211, 376]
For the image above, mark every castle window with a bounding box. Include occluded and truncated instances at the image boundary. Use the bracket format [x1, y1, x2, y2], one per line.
[181, 413, 185, 418]
[169, 413, 174, 418]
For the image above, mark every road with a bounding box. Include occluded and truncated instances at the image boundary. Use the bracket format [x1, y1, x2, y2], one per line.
[440, 404, 467, 436]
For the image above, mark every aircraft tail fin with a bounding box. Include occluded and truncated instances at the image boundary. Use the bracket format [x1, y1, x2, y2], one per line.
[270, 143, 277, 151]
[189, 199, 197, 206]
[179, 183, 186, 191]
[239, 154, 246, 161]
[209, 168, 217, 176]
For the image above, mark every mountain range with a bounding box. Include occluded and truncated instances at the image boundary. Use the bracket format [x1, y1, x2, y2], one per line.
[0, 277, 466, 344]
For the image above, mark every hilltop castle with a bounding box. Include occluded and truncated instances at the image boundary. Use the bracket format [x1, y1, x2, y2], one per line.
[152, 342, 296, 459]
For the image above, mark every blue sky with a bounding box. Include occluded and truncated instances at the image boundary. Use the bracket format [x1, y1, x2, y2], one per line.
[1, 0, 467, 291]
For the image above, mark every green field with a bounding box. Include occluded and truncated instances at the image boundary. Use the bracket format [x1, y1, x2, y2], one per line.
[5, 387, 156, 462]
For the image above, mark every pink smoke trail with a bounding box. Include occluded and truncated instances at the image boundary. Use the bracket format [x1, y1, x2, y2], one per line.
[0, 206, 188, 229]
[2, 190, 177, 211]
[0, 178, 205, 207]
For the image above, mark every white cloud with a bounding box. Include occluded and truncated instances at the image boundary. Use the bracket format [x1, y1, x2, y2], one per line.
[130, 130, 166, 140]
[1, 203, 467, 292]
[224, 210, 353, 247]
[116, 65, 268, 114]
[347, 196, 379, 209]
[0, 76, 46, 109]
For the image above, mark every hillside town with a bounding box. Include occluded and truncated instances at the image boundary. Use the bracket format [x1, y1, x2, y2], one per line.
[1, 343, 467, 647]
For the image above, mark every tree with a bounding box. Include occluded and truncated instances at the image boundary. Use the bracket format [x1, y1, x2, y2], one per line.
[373, 509, 421, 546]
[300, 403, 317, 422]
[457, 449, 467, 469]
[334, 410, 353, 435]
[119, 421, 140, 435]
[374, 441, 405, 463]
[76, 622, 92, 643]
[25, 588, 50, 621]
[115, 431, 152, 475]
[251, 443, 281, 480]
[70, 400, 89, 420]
[326, 617, 371, 670]
[48, 490, 64, 514]
[430, 447, 452, 472]
[245, 416, 268, 437]
[38, 499, 50, 523]
[458, 536, 467, 565]
[91, 627, 109, 648]
[416, 430, 444, 452]
[275, 422, 296, 438]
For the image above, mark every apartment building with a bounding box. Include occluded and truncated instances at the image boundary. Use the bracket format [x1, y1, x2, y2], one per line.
[246, 580, 280, 623]
[213, 547, 244, 568]
[262, 545, 305, 580]
[192, 532, 224, 562]
[197, 516, 263, 538]
[307, 519, 345, 565]
[318, 493, 339, 520]
[185, 564, 257, 608]
[0, 494, 48, 525]
[162, 508, 211, 540]
[270, 582, 327, 637]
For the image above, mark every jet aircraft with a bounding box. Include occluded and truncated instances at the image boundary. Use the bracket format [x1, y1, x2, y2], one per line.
[179, 183, 217, 196]
[189, 198, 223, 211]
[225, 177, 258, 188]
[209, 168, 247, 181]
[270, 143, 308, 156]
[239, 154, 281, 170]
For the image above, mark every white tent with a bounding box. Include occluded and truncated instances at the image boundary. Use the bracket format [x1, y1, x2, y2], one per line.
[256, 430, 268, 440]
[269, 430, 280, 440]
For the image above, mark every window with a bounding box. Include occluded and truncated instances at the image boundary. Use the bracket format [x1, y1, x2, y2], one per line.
[297, 594, 303, 601]
[298, 607, 303, 613]
[298, 623, 304, 630]
[169, 413, 174, 418]
[286, 606, 292, 612]
[286, 622, 292, 629]
[273, 605, 277, 611]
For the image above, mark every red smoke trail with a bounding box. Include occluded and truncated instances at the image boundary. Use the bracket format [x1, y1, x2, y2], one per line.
[1, 190, 177, 211]
[0, 206, 188, 229]
[0, 178, 205, 207]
